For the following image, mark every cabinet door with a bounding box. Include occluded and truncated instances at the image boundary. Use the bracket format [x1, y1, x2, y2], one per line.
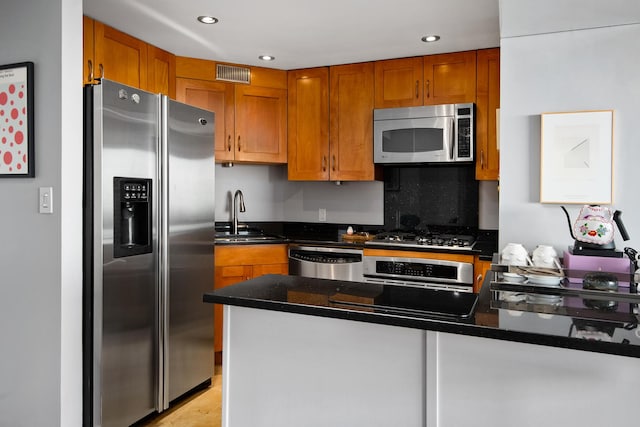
[252, 263, 289, 277]
[235, 85, 287, 163]
[147, 44, 176, 99]
[176, 78, 235, 163]
[473, 258, 492, 293]
[287, 67, 330, 180]
[83, 16, 95, 85]
[93, 21, 148, 90]
[329, 62, 377, 181]
[423, 50, 476, 105]
[374, 57, 423, 108]
[475, 48, 500, 181]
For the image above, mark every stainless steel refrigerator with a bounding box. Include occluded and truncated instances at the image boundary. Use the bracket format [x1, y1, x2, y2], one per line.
[83, 79, 215, 426]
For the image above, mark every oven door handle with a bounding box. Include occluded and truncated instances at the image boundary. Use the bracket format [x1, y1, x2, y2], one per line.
[289, 249, 363, 264]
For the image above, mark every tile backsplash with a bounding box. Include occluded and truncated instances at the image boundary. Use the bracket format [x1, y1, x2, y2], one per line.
[383, 164, 479, 231]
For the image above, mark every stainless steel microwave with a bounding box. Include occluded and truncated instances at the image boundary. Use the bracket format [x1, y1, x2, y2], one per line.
[373, 103, 474, 164]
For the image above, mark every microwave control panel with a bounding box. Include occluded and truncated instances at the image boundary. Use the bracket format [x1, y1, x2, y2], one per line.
[456, 105, 474, 160]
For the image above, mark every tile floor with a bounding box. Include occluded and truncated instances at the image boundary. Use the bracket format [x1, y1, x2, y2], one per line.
[140, 365, 222, 427]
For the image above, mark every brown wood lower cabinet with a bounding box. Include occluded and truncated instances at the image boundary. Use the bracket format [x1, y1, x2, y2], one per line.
[213, 244, 289, 357]
[473, 258, 492, 293]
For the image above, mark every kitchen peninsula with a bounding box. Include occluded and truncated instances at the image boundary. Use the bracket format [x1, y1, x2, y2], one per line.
[204, 274, 640, 427]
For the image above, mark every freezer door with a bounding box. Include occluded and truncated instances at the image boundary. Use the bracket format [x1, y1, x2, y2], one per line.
[161, 97, 215, 406]
[90, 80, 159, 426]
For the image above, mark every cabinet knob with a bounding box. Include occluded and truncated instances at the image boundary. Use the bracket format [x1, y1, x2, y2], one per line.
[322, 156, 327, 172]
[480, 150, 485, 169]
[227, 135, 232, 152]
[415, 80, 419, 99]
[98, 63, 104, 80]
[425, 80, 430, 98]
[332, 155, 336, 172]
[237, 135, 241, 151]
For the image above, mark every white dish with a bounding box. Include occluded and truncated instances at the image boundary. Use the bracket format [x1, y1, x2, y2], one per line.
[501, 291, 526, 302]
[526, 274, 562, 286]
[502, 272, 526, 282]
[526, 294, 563, 305]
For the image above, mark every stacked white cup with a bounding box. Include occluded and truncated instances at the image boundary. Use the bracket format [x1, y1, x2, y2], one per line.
[531, 245, 561, 269]
[501, 243, 532, 266]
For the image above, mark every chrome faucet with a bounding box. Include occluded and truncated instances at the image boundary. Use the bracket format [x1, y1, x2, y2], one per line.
[232, 189, 246, 235]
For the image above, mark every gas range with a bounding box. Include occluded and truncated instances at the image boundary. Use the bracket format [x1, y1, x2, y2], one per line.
[365, 231, 476, 251]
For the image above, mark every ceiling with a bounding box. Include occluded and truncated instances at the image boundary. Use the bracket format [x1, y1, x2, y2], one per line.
[82, 0, 501, 70]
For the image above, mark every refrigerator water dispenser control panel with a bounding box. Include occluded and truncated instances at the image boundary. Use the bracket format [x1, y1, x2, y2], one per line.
[113, 177, 152, 258]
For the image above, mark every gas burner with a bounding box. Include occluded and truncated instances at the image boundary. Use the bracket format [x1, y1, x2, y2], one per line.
[416, 236, 444, 246]
[369, 231, 475, 250]
[375, 232, 415, 242]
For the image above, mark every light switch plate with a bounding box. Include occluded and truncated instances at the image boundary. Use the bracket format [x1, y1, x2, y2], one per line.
[39, 187, 53, 214]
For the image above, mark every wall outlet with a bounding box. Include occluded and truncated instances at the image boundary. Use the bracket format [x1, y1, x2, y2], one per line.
[318, 208, 326, 222]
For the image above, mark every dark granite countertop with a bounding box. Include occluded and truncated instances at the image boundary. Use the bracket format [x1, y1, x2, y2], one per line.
[204, 273, 640, 359]
[289, 240, 484, 256]
[215, 221, 498, 258]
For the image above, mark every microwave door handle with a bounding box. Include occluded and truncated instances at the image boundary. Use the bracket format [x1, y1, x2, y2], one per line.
[449, 117, 455, 160]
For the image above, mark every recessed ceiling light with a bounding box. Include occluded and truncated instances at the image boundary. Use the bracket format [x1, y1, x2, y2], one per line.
[258, 55, 275, 62]
[197, 16, 219, 24]
[421, 35, 441, 43]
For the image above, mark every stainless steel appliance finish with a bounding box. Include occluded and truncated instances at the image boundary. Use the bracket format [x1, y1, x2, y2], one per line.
[367, 231, 475, 251]
[84, 79, 214, 427]
[232, 189, 246, 235]
[363, 255, 474, 292]
[373, 103, 474, 164]
[164, 97, 215, 405]
[289, 246, 364, 282]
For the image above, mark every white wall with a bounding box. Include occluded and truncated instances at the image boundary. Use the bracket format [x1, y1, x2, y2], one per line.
[0, 0, 82, 426]
[479, 180, 499, 230]
[499, 1, 640, 255]
[215, 164, 384, 225]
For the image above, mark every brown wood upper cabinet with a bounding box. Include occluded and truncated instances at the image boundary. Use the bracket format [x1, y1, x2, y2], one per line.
[83, 16, 175, 98]
[374, 51, 477, 109]
[374, 57, 424, 108]
[288, 67, 329, 180]
[147, 44, 176, 99]
[475, 48, 500, 181]
[176, 57, 287, 164]
[423, 51, 476, 105]
[288, 63, 378, 181]
[176, 77, 235, 162]
[234, 84, 287, 164]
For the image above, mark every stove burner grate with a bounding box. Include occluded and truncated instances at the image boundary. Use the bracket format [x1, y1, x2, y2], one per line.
[371, 231, 475, 249]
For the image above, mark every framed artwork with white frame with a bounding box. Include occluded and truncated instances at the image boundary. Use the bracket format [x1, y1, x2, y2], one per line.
[540, 110, 613, 204]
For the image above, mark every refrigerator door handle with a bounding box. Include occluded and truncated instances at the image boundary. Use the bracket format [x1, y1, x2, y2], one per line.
[158, 95, 170, 412]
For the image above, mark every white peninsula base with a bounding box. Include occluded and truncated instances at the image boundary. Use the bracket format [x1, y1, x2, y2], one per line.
[221, 305, 638, 427]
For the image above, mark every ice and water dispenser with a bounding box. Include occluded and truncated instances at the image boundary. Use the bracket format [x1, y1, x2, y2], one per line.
[113, 177, 152, 258]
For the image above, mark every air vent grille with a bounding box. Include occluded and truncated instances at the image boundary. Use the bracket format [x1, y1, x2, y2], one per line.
[216, 64, 251, 84]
